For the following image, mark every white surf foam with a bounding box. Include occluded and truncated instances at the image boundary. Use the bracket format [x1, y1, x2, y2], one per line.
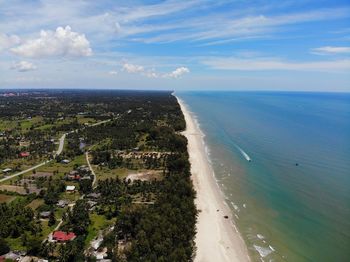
[253, 245, 273, 258]
[257, 234, 265, 240]
[231, 201, 240, 212]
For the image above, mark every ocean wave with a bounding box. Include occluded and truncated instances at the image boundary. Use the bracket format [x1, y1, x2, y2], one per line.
[257, 234, 265, 240]
[253, 245, 274, 258]
[231, 201, 240, 212]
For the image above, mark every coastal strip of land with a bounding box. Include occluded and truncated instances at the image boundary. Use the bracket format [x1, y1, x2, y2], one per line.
[177, 97, 250, 262]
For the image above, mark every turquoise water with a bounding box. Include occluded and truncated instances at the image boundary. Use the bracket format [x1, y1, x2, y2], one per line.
[178, 92, 350, 262]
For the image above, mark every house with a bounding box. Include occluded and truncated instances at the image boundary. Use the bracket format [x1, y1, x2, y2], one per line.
[77, 165, 90, 173]
[87, 200, 97, 210]
[4, 252, 21, 261]
[40, 211, 51, 219]
[91, 235, 104, 250]
[52, 231, 76, 242]
[19, 141, 30, 147]
[3, 251, 26, 261]
[19, 152, 30, 157]
[2, 168, 12, 174]
[66, 170, 81, 181]
[87, 193, 101, 199]
[66, 185, 76, 192]
[57, 199, 69, 208]
[94, 247, 108, 260]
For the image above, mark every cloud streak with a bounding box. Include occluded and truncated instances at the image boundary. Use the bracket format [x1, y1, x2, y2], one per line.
[202, 57, 350, 72]
[311, 46, 350, 55]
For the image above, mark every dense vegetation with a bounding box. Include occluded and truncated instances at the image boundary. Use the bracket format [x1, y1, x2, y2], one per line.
[0, 90, 196, 261]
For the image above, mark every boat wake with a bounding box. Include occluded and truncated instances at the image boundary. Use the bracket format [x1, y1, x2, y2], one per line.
[235, 144, 252, 162]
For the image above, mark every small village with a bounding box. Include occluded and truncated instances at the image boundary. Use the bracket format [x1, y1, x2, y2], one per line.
[0, 90, 196, 261]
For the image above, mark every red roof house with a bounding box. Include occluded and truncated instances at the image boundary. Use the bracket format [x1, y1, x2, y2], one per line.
[52, 231, 76, 242]
[19, 152, 30, 157]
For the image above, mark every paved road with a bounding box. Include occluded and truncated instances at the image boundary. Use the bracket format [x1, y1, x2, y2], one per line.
[0, 119, 111, 183]
[0, 160, 51, 183]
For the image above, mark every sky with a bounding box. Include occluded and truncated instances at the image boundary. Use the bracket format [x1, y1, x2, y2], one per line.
[0, 0, 349, 91]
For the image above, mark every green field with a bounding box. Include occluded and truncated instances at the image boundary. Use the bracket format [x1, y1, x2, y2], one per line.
[85, 213, 115, 246]
[94, 166, 129, 181]
[26, 198, 44, 210]
[36, 154, 87, 177]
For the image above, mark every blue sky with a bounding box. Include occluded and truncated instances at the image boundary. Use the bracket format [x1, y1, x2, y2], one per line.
[0, 0, 349, 91]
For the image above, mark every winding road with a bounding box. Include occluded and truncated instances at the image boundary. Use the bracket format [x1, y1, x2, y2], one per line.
[0, 119, 111, 183]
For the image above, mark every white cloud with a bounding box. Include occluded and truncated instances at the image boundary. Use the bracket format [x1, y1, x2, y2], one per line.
[10, 61, 37, 72]
[0, 33, 21, 51]
[144, 71, 159, 78]
[11, 26, 92, 58]
[109, 70, 118, 75]
[166, 67, 190, 78]
[311, 46, 350, 55]
[121, 63, 189, 78]
[202, 57, 350, 72]
[122, 63, 144, 73]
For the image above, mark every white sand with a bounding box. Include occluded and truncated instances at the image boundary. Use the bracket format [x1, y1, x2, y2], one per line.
[177, 97, 250, 262]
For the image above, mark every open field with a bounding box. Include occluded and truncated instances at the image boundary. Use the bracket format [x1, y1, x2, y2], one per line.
[93, 166, 129, 181]
[0, 116, 43, 131]
[0, 185, 28, 194]
[85, 213, 115, 246]
[26, 198, 44, 210]
[36, 154, 87, 176]
[0, 193, 17, 203]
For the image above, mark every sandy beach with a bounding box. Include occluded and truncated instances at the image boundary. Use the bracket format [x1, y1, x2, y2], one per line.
[177, 97, 250, 262]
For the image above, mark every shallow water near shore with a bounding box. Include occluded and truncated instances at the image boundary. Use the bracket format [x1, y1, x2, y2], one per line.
[177, 91, 350, 262]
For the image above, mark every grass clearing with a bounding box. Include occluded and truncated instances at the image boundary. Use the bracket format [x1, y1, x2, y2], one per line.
[60, 191, 81, 202]
[94, 167, 129, 181]
[5, 237, 26, 251]
[0, 193, 16, 203]
[40, 220, 58, 240]
[85, 213, 115, 246]
[27, 198, 44, 210]
[36, 154, 87, 177]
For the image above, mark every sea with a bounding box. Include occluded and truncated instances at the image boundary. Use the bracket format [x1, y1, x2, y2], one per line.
[177, 91, 350, 262]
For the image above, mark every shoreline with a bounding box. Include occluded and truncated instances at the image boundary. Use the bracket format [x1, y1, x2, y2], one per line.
[176, 96, 250, 262]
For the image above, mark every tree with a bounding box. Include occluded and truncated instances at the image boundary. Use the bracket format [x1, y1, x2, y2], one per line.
[26, 235, 42, 255]
[0, 238, 10, 255]
[48, 211, 56, 226]
[79, 179, 92, 194]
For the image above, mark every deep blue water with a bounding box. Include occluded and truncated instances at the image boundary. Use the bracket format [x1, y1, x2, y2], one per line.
[178, 91, 350, 261]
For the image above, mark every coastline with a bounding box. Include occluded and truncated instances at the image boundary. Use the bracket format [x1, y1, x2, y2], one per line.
[176, 96, 250, 262]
